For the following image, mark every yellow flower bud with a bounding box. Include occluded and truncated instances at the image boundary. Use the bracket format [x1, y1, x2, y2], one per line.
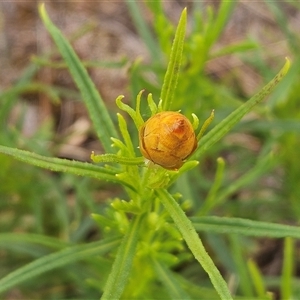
[139, 111, 197, 170]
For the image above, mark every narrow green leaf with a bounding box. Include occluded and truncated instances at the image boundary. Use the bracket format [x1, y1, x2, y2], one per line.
[211, 40, 258, 58]
[194, 58, 291, 159]
[198, 157, 225, 216]
[265, 2, 298, 52]
[191, 216, 300, 238]
[0, 64, 38, 124]
[101, 214, 144, 300]
[161, 8, 187, 111]
[0, 236, 121, 294]
[32, 56, 127, 69]
[281, 237, 294, 300]
[247, 259, 266, 298]
[153, 259, 191, 300]
[117, 113, 136, 156]
[230, 235, 254, 297]
[39, 4, 118, 152]
[173, 272, 220, 299]
[125, 0, 161, 62]
[91, 153, 144, 165]
[197, 110, 215, 141]
[0, 233, 68, 250]
[156, 189, 232, 300]
[115, 94, 144, 130]
[0, 82, 60, 104]
[206, 152, 275, 214]
[110, 199, 141, 214]
[0, 145, 135, 191]
[205, 0, 236, 49]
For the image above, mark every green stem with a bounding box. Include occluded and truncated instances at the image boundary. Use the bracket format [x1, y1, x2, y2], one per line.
[161, 8, 187, 111]
[101, 213, 144, 300]
[91, 153, 144, 165]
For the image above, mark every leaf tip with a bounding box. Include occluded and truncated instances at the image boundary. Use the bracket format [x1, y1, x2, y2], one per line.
[38, 2, 46, 19]
[90, 151, 96, 162]
[283, 56, 291, 74]
[216, 157, 225, 166]
[180, 7, 187, 24]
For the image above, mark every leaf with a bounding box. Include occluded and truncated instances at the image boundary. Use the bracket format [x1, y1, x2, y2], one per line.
[161, 8, 187, 111]
[39, 4, 118, 152]
[0, 236, 121, 294]
[193, 58, 291, 159]
[229, 235, 254, 297]
[281, 237, 294, 300]
[0, 233, 68, 250]
[205, 0, 236, 49]
[0, 145, 136, 191]
[101, 214, 144, 300]
[153, 259, 192, 299]
[91, 153, 144, 165]
[156, 189, 233, 300]
[110, 199, 141, 214]
[125, 0, 161, 62]
[247, 259, 266, 298]
[0, 65, 38, 125]
[191, 216, 300, 238]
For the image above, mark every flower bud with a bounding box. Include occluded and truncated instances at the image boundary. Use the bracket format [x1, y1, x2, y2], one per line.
[139, 111, 197, 170]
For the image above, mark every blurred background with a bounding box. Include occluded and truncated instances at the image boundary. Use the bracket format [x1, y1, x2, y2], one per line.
[0, 1, 300, 299]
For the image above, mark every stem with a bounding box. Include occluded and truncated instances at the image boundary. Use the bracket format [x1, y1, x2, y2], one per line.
[101, 213, 144, 300]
